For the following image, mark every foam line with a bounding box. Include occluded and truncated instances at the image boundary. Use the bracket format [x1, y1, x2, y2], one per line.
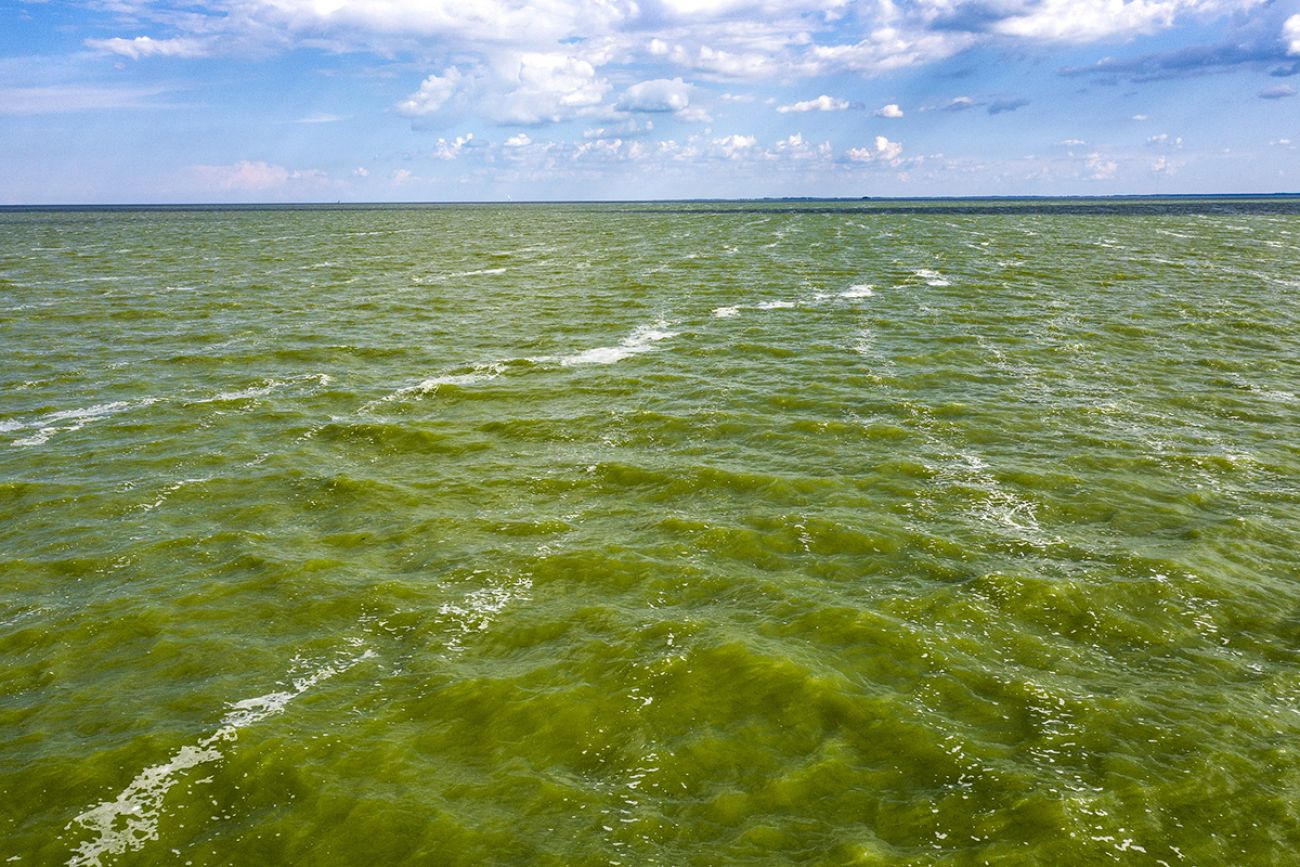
[64, 647, 373, 867]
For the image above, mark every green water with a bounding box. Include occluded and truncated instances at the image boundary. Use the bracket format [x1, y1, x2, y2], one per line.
[2, 201, 1298, 865]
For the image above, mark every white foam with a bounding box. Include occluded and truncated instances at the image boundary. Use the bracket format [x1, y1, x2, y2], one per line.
[202, 373, 331, 404]
[439, 574, 533, 652]
[375, 362, 507, 408]
[841, 284, 875, 298]
[915, 269, 951, 287]
[754, 300, 795, 310]
[65, 647, 373, 867]
[712, 306, 739, 318]
[11, 399, 159, 448]
[561, 321, 678, 366]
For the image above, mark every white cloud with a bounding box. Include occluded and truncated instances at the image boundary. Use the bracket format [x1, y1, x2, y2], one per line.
[675, 105, 714, 123]
[809, 27, 973, 76]
[618, 78, 692, 112]
[1132, 114, 1150, 121]
[1286, 14, 1300, 55]
[85, 36, 210, 60]
[713, 134, 758, 158]
[353, 167, 369, 177]
[995, 0, 1265, 43]
[496, 53, 610, 124]
[777, 95, 850, 113]
[295, 113, 345, 124]
[847, 135, 903, 165]
[770, 132, 831, 160]
[875, 103, 904, 118]
[396, 67, 463, 117]
[1085, 152, 1117, 179]
[432, 133, 474, 159]
[666, 42, 783, 78]
[390, 168, 414, 185]
[584, 118, 655, 138]
[504, 133, 532, 147]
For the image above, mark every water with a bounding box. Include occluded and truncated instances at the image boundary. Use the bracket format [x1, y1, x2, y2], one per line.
[2, 200, 1298, 864]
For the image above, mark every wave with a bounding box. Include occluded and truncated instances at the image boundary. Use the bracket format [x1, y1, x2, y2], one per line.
[841, 284, 875, 298]
[560, 321, 679, 366]
[8, 399, 160, 448]
[65, 645, 375, 867]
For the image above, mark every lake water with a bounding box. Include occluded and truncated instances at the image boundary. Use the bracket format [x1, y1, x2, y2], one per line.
[3, 200, 1298, 864]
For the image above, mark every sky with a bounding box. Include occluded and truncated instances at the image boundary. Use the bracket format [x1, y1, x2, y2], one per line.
[2, 0, 1299, 202]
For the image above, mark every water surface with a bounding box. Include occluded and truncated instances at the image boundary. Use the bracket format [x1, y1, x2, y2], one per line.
[2, 201, 1299, 864]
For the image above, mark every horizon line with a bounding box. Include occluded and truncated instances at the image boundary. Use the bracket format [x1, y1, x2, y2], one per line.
[4, 192, 1300, 209]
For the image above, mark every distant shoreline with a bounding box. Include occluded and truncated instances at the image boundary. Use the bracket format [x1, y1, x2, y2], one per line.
[4, 194, 1300, 216]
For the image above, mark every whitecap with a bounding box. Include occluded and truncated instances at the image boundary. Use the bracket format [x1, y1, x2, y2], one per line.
[561, 321, 678, 366]
[841, 284, 875, 298]
[915, 269, 950, 287]
[712, 306, 740, 318]
[64, 647, 374, 867]
[378, 363, 507, 406]
[11, 399, 159, 448]
[202, 373, 332, 404]
[754, 300, 795, 310]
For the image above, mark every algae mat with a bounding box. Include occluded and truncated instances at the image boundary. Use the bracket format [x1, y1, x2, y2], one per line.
[2, 201, 1299, 864]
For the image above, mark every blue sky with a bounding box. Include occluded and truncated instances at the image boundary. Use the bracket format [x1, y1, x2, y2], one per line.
[2, 0, 1298, 202]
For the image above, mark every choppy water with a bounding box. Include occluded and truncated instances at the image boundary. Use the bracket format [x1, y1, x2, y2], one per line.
[3, 200, 1299, 865]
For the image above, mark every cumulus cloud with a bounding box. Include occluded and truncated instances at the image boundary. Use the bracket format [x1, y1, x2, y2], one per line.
[504, 133, 532, 147]
[1287, 15, 1300, 55]
[995, 0, 1265, 43]
[432, 133, 474, 159]
[1085, 152, 1117, 179]
[874, 103, 904, 118]
[396, 68, 464, 117]
[847, 135, 903, 165]
[496, 53, 610, 124]
[618, 78, 692, 112]
[942, 95, 980, 111]
[777, 95, 850, 113]
[712, 134, 758, 158]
